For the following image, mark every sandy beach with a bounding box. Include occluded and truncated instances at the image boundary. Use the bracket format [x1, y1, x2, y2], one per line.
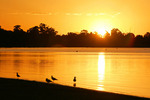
[0, 78, 149, 100]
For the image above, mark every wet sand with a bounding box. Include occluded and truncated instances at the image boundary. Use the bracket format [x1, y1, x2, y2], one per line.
[0, 78, 149, 100]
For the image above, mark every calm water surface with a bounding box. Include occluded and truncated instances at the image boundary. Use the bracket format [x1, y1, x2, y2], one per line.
[0, 48, 150, 98]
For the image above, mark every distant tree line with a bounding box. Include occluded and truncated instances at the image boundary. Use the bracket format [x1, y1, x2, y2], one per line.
[1, 23, 150, 47]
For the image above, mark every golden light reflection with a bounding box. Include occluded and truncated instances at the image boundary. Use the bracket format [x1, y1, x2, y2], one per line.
[97, 52, 105, 90]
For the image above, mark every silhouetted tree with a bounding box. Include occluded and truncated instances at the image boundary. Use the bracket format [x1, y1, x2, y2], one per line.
[144, 32, 150, 39]
[1, 23, 150, 47]
[143, 32, 150, 47]
[134, 35, 144, 46]
[110, 28, 125, 46]
[12, 25, 26, 46]
[13, 25, 23, 32]
[111, 28, 124, 38]
[104, 31, 110, 38]
[124, 33, 135, 47]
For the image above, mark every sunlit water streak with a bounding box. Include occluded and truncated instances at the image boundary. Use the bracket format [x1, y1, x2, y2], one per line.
[0, 48, 150, 98]
[97, 52, 105, 91]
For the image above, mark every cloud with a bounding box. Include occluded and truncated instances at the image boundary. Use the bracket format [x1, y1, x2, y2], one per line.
[31, 12, 52, 16]
[111, 12, 121, 18]
[114, 12, 121, 16]
[86, 13, 93, 16]
[85, 13, 107, 16]
[65, 13, 82, 16]
[25, 13, 31, 15]
[94, 13, 105, 16]
[73, 13, 82, 16]
[8, 12, 54, 16]
[7, 12, 120, 17]
[8, 12, 22, 15]
[53, 12, 59, 15]
[99, 13, 105, 15]
[48, 13, 52, 15]
[65, 13, 71, 15]
[65, 12, 107, 16]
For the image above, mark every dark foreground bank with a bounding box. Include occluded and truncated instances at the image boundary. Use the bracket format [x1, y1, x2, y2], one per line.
[0, 78, 149, 100]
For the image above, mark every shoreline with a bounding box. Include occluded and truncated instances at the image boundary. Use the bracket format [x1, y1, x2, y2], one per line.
[0, 77, 149, 100]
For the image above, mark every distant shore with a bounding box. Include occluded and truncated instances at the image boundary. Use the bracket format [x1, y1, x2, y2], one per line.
[0, 78, 149, 100]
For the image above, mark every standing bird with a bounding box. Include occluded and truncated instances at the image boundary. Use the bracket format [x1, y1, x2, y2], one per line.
[16, 72, 20, 78]
[46, 78, 52, 83]
[51, 76, 58, 81]
[73, 76, 76, 82]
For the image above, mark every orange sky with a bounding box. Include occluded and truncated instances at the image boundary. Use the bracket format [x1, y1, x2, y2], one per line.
[0, 0, 150, 35]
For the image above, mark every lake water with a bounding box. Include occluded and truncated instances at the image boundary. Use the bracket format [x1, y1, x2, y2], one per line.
[0, 47, 150, 98]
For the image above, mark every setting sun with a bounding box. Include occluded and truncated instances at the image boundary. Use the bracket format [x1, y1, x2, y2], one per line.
[90, 21, 112, 37]
[94, 27, 107, 37]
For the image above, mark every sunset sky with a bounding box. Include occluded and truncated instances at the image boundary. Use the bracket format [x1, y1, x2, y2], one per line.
[0, 0, 150, 35]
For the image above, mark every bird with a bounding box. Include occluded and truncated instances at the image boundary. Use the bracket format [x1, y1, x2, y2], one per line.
[46, 78, 52, 83]
[73, 76, 76, 82]
[51, 76, 58, 81]
[16, 72, 20, 78]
